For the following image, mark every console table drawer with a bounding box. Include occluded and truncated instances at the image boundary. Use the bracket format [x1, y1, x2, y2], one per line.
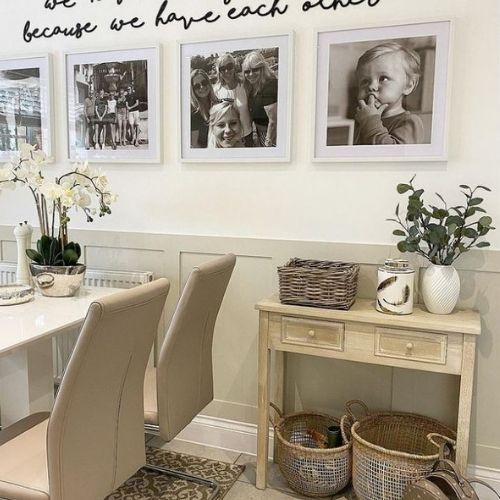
[375, 327, 447, 364]
[281, 316, 344, 351]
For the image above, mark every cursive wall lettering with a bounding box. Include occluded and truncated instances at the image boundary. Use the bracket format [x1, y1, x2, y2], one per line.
[225, 0, 288, 20]
[302, 0, 381, 11]
[44, 0, 76, 9]
[22, 0, 382, 43]
[110, 16, 145, 31]
[23, 20, 98, 43]
[155, 0, 220, 30]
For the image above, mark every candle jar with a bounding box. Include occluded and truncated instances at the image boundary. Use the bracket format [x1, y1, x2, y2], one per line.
[376, 259, 415, 315]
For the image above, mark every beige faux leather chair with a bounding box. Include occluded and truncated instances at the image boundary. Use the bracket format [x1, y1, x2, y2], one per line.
[0, 278, 170, 500]
[144, 253, 236, 499]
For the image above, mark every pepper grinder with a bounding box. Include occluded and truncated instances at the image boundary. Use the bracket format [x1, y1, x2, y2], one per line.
[14, 221, 33, 286]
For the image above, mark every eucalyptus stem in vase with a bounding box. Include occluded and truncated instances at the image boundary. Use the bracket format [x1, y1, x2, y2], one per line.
[388, 175, 495, 314]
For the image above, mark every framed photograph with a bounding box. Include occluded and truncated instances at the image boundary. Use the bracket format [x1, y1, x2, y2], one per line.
[314, 20, 452, 162]
[65, 46, 160, 163]
[0, 55, 52, 160]
[179, 33, 292, 162]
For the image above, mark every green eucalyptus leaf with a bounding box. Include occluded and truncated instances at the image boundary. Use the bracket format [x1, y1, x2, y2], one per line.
[477, 185, 491, 192]
[433, 209, 449, 219]
[479, 216, 492, 227]
[397, 241, 408, 253]
[459, 184, 471, 190]
[464, 228, 478, 239]
[476, 241, 490, 248]
[446, 215, 464, 226]
[409, 226, 419, 237]
[469, 197, 483, 206]
[397, 184, 412, 194]
[393, 229, 406, 236]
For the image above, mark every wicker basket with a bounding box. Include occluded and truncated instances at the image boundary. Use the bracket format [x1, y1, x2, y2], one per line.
[346, 401, 457, 500]
[278, 258, 359, 310]
[272, 403, 352, 497]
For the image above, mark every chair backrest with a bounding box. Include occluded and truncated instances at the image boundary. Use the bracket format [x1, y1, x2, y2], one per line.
[156, 253, 236, 441]
[47, 278, 170, 500]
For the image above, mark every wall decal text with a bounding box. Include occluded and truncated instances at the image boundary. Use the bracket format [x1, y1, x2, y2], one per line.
[23, 0, 381, 43]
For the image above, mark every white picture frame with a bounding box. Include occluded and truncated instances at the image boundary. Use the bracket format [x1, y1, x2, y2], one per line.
[179, 33, 293, 163]
[313, 20, 452, 162]
[65, 46, 160, 163]
[0, 54, 53, 161]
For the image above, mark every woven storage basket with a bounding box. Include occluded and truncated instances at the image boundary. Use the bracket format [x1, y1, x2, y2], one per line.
[347, 401, 457, 500]
[278, 258, 359, 310]
[272, 403, 352, 497]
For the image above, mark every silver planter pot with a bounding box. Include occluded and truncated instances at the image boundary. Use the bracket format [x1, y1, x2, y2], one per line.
[30, 264, 86, 297]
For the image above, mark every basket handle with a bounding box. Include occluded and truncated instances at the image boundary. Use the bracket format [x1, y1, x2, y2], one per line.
[345, 400, 370, 422]
[269, 402, 283, 428]
[340, 414, 353, 445]
[427, 433, 456, 459]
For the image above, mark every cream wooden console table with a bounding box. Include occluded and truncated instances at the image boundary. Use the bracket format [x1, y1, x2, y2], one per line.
[255, 296, 481, 489]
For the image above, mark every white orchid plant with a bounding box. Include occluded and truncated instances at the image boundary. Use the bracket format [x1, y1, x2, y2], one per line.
[0, 144, 116, 266]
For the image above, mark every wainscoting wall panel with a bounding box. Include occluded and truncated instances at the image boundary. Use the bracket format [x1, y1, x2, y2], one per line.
[1, 225, 499, 470]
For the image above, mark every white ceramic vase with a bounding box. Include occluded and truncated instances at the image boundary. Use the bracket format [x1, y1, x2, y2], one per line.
[421, 264, 460, 314]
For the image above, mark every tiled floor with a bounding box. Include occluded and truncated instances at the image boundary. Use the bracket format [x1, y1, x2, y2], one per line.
[147, 435, 352, 499]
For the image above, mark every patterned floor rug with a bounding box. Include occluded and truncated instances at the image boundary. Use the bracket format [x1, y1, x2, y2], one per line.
[106, 446, 245, 499]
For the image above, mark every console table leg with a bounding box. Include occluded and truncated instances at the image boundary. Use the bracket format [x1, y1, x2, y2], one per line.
[256, 311, 270, 490]
[272, 350, 285, 463]
[456, 334, 476, 474]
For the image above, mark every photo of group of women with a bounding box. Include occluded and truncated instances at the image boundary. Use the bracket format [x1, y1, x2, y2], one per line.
[190, 47, 279, 150]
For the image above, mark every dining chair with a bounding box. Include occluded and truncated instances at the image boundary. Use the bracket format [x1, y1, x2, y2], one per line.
[144, 253, 236, 499]
[0, 278, 170, 500]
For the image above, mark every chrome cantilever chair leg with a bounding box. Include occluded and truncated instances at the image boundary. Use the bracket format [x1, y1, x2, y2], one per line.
[144, 463, 220, 500]
[145, 424, 220, 500]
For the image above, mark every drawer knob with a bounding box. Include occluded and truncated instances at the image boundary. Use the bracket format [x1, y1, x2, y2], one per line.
[308, 329, 316, 338]
[406, 342, 414, 352]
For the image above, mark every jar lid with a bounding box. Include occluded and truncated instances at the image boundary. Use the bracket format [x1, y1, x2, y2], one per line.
[384, 259, 410, 269]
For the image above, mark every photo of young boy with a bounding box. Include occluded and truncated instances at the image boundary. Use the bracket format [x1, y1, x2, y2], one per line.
[354, 42, 424, 145]
[325, 35, 437, 147]
[314, 21, 451, 161]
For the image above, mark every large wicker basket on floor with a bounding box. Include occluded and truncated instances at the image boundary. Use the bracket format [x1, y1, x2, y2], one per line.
[347, 401, 456, 500]
[272, 404, 352, 497]
[278, 258, 359, 310]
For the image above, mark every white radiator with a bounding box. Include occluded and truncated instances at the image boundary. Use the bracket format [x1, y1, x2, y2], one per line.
[0, 263, 154, 382]
[0, 262, 16, 284]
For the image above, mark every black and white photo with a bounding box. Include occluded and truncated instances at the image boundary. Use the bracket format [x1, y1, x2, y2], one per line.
[314, 21, 452, 161]
[0, 55, 52, 160]
[66, 47, 160, 163]
[180, 34, 292, 162]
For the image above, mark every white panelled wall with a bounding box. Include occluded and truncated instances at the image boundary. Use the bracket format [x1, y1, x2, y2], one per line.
[0, 0, 499, 480]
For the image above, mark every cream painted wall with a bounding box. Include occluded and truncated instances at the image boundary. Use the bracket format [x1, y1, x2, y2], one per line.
[1, 0, 500, 471]
[0, 0, 498, 247]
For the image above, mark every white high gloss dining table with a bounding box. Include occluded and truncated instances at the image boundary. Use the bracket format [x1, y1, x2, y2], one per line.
[0, 286, 121, 428]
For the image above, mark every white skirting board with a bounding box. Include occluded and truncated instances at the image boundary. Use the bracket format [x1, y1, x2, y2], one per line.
[177, 415, 500, 494]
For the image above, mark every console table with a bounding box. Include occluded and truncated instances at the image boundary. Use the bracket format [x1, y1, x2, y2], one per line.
[255, 296, 481, 489]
